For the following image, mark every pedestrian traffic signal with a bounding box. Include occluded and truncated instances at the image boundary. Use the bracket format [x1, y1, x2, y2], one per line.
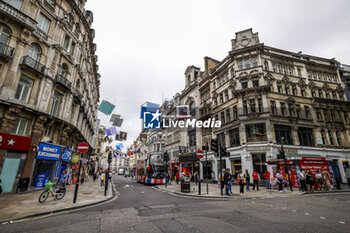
[211, 139, 218, 153]
[108, 152, 112, 163]
[163, 152, 169, 162]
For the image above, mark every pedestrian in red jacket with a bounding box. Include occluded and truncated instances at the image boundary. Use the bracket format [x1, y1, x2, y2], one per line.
[252, 169, 260, 191]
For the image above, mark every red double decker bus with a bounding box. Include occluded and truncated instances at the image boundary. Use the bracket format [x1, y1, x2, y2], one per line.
[137, 154, 166, 185]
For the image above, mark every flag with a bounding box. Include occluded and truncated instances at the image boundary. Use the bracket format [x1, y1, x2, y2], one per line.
[110, 127, 117, 135]
[105, 128, 112, 136]
[98, 100, 115, 115]
[120, 131, 127, 141]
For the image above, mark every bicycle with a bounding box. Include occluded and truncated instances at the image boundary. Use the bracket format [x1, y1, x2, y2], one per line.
[39, 181, 66, 203]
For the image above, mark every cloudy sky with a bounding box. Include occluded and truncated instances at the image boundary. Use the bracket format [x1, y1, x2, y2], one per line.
[85, 0, 350, 149]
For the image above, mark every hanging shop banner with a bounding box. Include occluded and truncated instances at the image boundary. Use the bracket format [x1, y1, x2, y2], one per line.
[0, 132, 32, 151]
[62, 148, 73, 162]
[55, 161, 62, 178]
[71, 153, 79, 163]
[36, 143, 61, 160]
[98, 100, 115, 115]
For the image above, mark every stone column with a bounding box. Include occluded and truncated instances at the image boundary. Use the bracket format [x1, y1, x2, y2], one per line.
[22, 116, 47, 179]
[291, 126, 300, 146]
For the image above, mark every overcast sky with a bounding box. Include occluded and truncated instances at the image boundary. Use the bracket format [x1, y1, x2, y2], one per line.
[85, 0, 350, 150]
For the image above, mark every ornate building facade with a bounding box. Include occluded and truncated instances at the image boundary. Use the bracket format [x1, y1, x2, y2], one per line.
[0, 0, 100, 192]
[199, 29, 350, 183]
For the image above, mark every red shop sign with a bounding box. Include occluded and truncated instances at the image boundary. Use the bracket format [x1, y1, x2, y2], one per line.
[0, 133, 32, 151]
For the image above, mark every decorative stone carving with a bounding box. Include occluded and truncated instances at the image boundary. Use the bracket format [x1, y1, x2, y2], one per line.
[231, 29, 260, 50]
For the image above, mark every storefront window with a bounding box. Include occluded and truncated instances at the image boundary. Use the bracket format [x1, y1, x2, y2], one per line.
[229, 128, 240, 147]
[246, 123, 267, 142]
[252, 153, 266, 178]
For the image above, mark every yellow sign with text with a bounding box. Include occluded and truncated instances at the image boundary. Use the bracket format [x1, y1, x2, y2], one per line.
[71, 153, 79, 163]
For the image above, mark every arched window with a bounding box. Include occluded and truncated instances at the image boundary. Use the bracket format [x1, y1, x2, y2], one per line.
[4, 0, 23, 10]
[0, 23, 11, 45]
[28, 43, 41, 61]
[264, 61, 269, 71]
[74, 23, 80, 34]
[58, 63, 68, 78]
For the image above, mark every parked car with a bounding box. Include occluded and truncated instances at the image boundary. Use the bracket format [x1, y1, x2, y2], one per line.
[112, 171, 115, 174]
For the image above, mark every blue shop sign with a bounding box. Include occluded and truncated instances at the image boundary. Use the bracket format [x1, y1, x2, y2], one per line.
[55, 161, 61, 178]
[62, 149, 73, 162]
[36, 143, 61, 160]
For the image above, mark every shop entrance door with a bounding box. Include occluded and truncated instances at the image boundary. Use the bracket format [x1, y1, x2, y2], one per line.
[0, 158, 20, 192]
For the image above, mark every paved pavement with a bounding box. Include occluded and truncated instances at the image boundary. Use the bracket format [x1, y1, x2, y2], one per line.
[0, 175, 349, 233]
[0, 178, 113, 222]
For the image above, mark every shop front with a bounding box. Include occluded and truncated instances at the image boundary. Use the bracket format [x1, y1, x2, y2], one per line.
[0, 133, 32, 192]
[179, 155, 199, 181]
[32, 142, 62, 188]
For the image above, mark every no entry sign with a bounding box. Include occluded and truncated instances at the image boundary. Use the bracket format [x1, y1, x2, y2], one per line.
[196, 149, 204, 159]
[77, 142, 89, 153]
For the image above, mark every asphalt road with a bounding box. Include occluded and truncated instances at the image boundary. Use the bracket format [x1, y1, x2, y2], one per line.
[1, 175, 350, 233]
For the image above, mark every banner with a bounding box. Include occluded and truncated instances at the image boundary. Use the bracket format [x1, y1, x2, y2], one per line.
[105, 128, 112, 136]
[110, 127, 117, 135]
[115, 133, 120, 141]
[140, 133, 147, 142]
[36, 143, 61, 160]
[140, 102, 159, 119]
[98, 100, 115, 115]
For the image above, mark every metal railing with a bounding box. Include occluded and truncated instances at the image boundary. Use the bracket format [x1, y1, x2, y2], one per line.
[0, 42, 14, 57]
[22, 56, 46, 74]
[55, 74, 72, 90]
[0, 1, 36, 29]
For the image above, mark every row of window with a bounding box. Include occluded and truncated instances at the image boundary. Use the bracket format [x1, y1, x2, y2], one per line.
[224, 124, 319, 147]
[264, 61, 301, 77]
[307, 69, 338, 83]
[237, 57, 258, 70]
[214, 106, 239, 124]
[270, 101, 310, 118]
[315, 108, 349, 122]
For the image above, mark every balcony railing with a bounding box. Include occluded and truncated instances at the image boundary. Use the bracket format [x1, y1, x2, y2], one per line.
[0, 1, 36, 29]
[22, 56, 46, 74]
[55, 74, 72, 90]
[0, 42, 14, 58]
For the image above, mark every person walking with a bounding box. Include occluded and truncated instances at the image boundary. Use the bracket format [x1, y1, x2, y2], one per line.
[81, 171, 85, 185]
[60, 170, 68, 187]
[276, 170, 284, 193]
[297, 169, 307, 192]
[220, 169, 226, 195]
[176, 171, 179, 184]
[252, 169, 259, 191]
[227, 168, 233, 195]
[315, 170, 323, 190]
[100, 173, 105, 186]
[265, 170, 271, 189]
[244, 169, 251, 191]
[321, 168, 331, 191]
[306, 169, 315, 192]
[223, 169, 230, 196]
[93, 173, 97, 182]
[165, 172, 169, 187]
[194, 171, 199, 185]
[237, 169, 245, 196]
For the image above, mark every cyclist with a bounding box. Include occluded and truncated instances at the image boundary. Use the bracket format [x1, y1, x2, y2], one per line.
[60, 170, 68, 187]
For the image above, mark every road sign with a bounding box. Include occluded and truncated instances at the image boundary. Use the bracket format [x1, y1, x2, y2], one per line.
[196, 149, 204, 159]
[77, 142, 89, 153]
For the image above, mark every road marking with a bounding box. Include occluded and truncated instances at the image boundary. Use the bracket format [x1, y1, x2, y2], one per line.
[141, 191, 144, 194]
[292, 210, 296, 212]
[339, 221, 345, 224]
[304, 213, 309, 215]
[320, 217, 326, 219]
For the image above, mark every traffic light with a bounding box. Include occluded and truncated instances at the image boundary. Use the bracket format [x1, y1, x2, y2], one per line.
[163, 152, 169, 162]
[277, 150, 285, 160]
[211, 139, 218, 153]
[108, 152, 112, 163]
[221, 147, 230, 157]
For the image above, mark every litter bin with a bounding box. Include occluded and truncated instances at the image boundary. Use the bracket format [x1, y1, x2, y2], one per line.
[17, 178, 30, 192]
[181, 180, 190, 193]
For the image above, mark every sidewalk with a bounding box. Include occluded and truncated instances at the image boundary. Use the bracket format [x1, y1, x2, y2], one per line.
[156, 181, 350, 199]
[0, 178, 114, 222]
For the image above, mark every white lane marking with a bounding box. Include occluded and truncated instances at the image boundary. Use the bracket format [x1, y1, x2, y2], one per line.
[292, 210, 296, 212]
[320, 217, 326, 219]
[282, 207, 286, 210]
[339, 221, 345, 224]
[305, 213, 309, 215]
[141, 191, 144, 194]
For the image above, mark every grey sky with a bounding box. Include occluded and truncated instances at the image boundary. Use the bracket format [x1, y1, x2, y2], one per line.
[85, 0, 350, 149]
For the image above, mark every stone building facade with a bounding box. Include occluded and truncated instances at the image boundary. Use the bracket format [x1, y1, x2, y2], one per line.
[199, 29, 350, 183]
[0, 0, 100, 192]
